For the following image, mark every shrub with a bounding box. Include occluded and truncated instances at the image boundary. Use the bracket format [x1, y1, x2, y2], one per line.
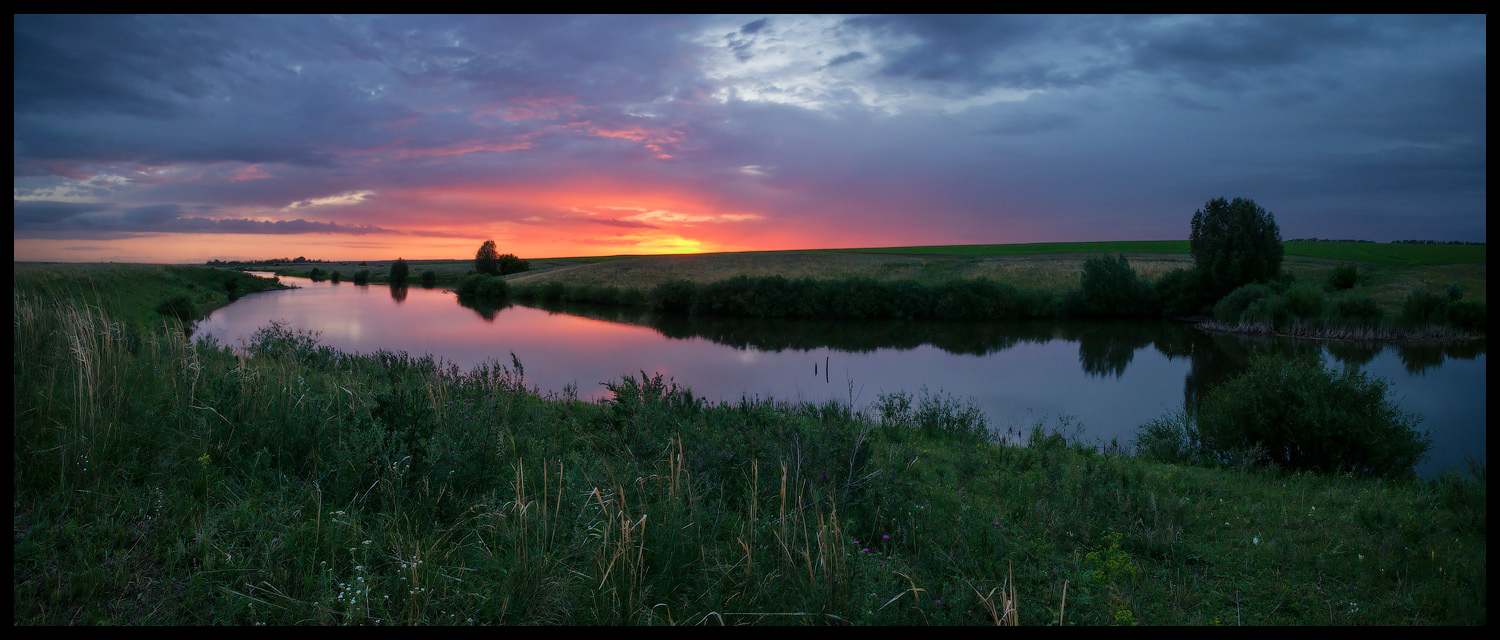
[1080, 254, 1146, 316]
[1402, 286, 1450, 326]
[330, 270, 342, 284]
[1329, 294, 1383, 326]
[1189, 197, 1284, 300]
[1282, 284, 1326, 321]
[1241, 293, 1290, 328]
[351, 269, 370, 285]
[420, 270, 437, 287]
[475, 276, 509, 299]
[1197, 353, 1430, 478]
[1326, 264, 1359, 291]
[1153, 267, 1209, 317]
[1213, 283, 1275, 324]
[1447, 299, 1486, 333]
[457, 273, 509, 299]
[618, 288, 647, 307]
[498, 253, 530, 275]
[1446, 282, 1464, 301]
[155, 295, 197, 322]
[649, 279, 699, 314]
[308, 267, 325, 282]
[1131, 408, 1204, 465]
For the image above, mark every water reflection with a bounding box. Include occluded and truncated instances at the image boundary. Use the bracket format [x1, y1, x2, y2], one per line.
[195, 275, 1484, 478]
[390, 284, 409, 304]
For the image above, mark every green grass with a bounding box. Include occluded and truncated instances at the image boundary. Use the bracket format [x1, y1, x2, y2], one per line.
[1282, 242, 1486, 266]
[12, 262, 289, 330]
[12, 264, 1487, 625]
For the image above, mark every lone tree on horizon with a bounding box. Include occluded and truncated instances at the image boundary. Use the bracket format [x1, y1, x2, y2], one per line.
[475, 240, 501, 275]
[390, 257, 409, 285]
[1190, 197, 1283, 300]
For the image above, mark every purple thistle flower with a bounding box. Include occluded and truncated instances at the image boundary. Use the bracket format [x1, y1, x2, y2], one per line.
[882, 535, 889, 540]
[861, 548, 869, 553]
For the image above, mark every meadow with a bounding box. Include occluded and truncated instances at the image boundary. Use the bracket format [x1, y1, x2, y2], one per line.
[11, 263, 1487, 625]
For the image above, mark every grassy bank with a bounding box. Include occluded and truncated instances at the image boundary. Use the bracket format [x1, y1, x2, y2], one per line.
[13, 265, 1487, 625]
[12, 262, 290, 330]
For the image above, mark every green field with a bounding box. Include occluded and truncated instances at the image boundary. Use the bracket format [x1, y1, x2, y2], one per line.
[828, 241, 1484, 266]
[252, 241, 1484, 290]
[12, 262, 290, 330]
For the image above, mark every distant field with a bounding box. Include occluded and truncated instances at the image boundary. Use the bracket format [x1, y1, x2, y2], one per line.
[827, 240, 1192, 257]
[506, 243, 1485, 313]
[245, 240, 1484, 310]
[1281, 242, 1485, 265]
[829, 240, 1484, 266]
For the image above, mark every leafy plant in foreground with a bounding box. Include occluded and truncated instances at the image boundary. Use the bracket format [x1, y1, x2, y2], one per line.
[1196, 352, 1430, 478]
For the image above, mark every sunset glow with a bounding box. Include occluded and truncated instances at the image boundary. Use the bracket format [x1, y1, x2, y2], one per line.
[14, 15, 1487, 263]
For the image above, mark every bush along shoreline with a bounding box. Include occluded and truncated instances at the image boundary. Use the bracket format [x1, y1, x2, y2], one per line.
[506, 260, 1483, 342]
[1200, 279, 1486, 342]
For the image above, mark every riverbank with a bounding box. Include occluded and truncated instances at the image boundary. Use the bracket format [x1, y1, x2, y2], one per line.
[13, 264, 1487, 625]
[13, 262, 292, 330]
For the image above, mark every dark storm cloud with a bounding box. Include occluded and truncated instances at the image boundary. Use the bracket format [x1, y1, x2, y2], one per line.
[13, 14, 708, 174]
[740, 18, 769, 35]
[13, 200, 110, 225]
[825, 51, 867, 67]
[14, 200, 400, 239]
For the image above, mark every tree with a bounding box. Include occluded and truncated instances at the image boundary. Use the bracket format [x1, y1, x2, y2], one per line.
[1079, 253, 1145, 316]
[390, 257, 409, 285]
[1189, 197, 1283, 300]
[475, 240, 501, 275]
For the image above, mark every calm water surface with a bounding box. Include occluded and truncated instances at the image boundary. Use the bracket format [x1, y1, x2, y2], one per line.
[195, 274, 1486, 478]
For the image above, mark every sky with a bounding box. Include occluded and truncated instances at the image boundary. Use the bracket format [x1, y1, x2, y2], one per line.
[13, 14, 1487, 263]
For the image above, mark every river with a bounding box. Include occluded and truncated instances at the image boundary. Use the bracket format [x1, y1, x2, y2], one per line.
[192, 273, 1487, 478]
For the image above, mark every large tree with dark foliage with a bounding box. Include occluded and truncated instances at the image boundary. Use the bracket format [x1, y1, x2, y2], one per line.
[475, 240, 501, 275]
[1190, 197, 1283, 300]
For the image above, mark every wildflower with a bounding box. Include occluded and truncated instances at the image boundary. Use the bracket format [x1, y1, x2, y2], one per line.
[882, 535, 889, 540]
[1253, 536, 1260, 545]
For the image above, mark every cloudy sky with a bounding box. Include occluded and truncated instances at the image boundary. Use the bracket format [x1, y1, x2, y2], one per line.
[13, 14, 1487, 262]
